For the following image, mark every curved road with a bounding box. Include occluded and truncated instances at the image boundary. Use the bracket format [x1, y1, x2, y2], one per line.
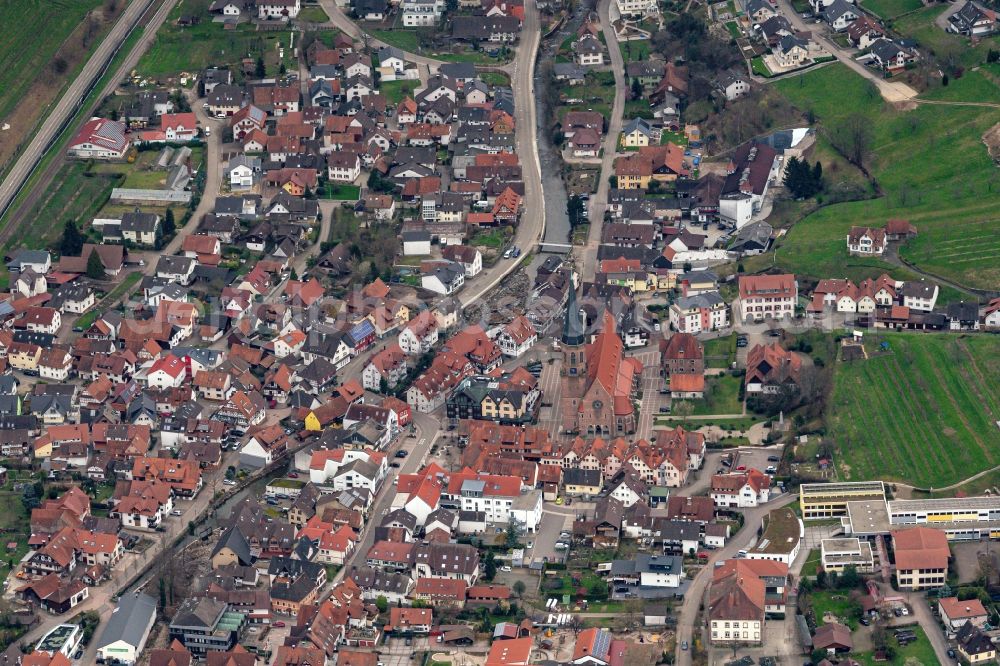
[0, 0, 178, 224]
[581, 0, 627, 283]
[674, 493, 797, 666]
[318, 0, 545, 309]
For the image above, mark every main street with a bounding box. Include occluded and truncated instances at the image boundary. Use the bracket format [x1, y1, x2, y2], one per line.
[0, 0, 180, 229]
[674, 493, 797, 666]
[580, 0, 627, 283]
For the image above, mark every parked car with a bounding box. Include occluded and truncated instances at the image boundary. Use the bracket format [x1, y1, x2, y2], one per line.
[223, 479, 237, 486]
[287, 472, 298, 478]
[273, 621, 286, 628]
[736, 465, 746, 471]
[681, 641, 688, 651]
[171, 509, 183, 516]
[767, 455, 780, 462]
[501, 565, 512, 572]
[395, 450, 408, 458]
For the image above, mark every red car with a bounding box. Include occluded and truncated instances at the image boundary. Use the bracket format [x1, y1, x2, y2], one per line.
[697, 552, 709, 559]
[287, 472, 299, 479]
[736, 465, 746, 471]
[273, 621, 286, 628]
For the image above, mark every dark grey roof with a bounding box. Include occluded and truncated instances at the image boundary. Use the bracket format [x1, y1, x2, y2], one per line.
[439, 62, 477, 80]
[211, 526, 253, 566]
[563, 467, 601, 486]
[170, 596, 226, 630]
[95, 592, 157, 650]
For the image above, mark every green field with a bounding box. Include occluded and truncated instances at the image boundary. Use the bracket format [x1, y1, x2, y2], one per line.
[139, 0, 293, 78]
[704, 334, 736, 368]
[860, 0, 921, 19]
[750, 56, 771, 77]
[829, 333, 1000, 489]
[686, 374, 743, 416]
[725, 21, 741, 39]
[10, 162, 121, 252]
[380, 79, 418, 105]
[0, 0, 106, 125]
[764, 64, 1000, 291]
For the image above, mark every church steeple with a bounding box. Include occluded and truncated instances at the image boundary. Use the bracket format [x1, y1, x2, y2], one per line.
[561, 283, 586, 347]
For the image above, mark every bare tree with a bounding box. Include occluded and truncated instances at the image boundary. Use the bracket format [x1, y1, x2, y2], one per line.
[829, 113, 874, 170]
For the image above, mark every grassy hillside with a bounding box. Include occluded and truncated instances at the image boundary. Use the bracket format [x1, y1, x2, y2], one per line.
[758, 64, 1000, 291]
[830, 333, 1000, 489]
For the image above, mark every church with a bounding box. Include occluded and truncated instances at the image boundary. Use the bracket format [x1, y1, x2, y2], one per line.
[560, 286, 643, 436]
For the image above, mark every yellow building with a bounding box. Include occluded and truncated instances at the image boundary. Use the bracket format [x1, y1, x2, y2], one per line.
[799, 481, 886, 520]
[564, 468, 603, 496]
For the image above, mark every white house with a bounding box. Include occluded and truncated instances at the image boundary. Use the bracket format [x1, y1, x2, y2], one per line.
[258, 0, 301, 19]
[899, 281, 939, 312]
[228, 155, 261, 190]
[492, 315, 537, 358]
[847, 226, 886, 256]
[441, 245, 482, 277]
[94, 593, 157, 665]
[398, 313, 439, 355]
[145, 354, 187, 390]
[327, 151, 362, 182]
[669, 292, 730, 333]
[421, 263, 465, 295]
[710, 470, 771, 508]
[402, 231, 432, 256]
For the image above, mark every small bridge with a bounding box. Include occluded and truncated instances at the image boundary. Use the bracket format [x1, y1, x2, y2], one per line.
[536, 242, 573, 254]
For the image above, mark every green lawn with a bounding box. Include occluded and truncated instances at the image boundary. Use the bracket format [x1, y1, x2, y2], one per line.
[372, 29, 423, 53]
[852, 625, 938, 665]
[138, 0, 293, 77]
[479, 71, 509, 86]
[623, 99, 655, 120]
[725, 21, 741, 39]
[766, 64, 1000, 291]
[860, 0, 921, 18]
[0, 491, 31, 577]
[682, 374, 743, 416]
[800, 549, 820, 577]
[379, 79, 418, 106]
[809, 589, 862, 630]
[895, 6, 1000, 68]
[619, 40, 652, 62]
[297, 5, 330, 22]
[830, 333, 1000, 489]
[656, 416, 758, 431]
[704, 334, 736, 368]
[750, 56, 771, 77]
[321, 184, 361, 200]
[101, 271, 143, 306]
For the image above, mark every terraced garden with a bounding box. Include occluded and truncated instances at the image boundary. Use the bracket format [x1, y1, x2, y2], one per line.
[829, 333, 1000, 489]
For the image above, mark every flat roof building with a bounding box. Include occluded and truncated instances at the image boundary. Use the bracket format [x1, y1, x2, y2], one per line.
[821, 537, 875, 573]
[799, 481, 886, 520]
[747, 506, 802, 565]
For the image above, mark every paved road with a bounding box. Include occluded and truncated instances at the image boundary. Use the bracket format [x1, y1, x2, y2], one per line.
[317, 0, 445, 67]
[771, 0, 917, 102]
[581, 0, 628, 283]
[328, 411, 441, 587]
[316, 0, 545, 309]
[459, 0, 546, 308]
[674, 493, 797, 666]
[0, 0, 178, 226]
